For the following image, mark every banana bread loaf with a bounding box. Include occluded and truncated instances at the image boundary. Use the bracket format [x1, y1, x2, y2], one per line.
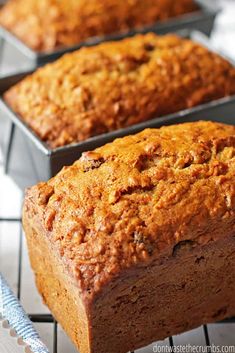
[0, 0, 198, 52]
[23, 121, 235, 353]
[5, 33, 235, 149]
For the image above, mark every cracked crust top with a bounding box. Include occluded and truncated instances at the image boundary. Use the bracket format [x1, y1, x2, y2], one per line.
[23, 121, 235, 301]
[0, 0, 198, 52]
[4, 33, 235, 149]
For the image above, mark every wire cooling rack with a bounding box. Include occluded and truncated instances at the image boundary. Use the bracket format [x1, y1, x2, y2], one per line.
[0, 154, 235, 353]
[0, 2, 235, 349]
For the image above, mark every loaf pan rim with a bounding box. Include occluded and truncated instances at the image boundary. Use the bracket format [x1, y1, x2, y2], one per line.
[0, 0, 219, 61]
[1, 92, 235, 158]
[1, 29, 235, 158]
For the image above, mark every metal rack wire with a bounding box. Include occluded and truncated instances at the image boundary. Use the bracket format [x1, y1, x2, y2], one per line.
[0, 2, 235, 348]
[0, 171, 58, 352]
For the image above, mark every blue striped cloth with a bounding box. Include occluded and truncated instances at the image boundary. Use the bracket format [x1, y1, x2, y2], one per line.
[0, 273, 49, 353]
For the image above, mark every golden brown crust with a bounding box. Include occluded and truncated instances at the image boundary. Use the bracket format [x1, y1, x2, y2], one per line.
[23, 121, 235, 302]
[5, 34, 235, 149]
[0, 0, 198, 52]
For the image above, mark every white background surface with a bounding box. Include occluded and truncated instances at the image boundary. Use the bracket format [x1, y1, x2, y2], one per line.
[0, 1, 235, 351]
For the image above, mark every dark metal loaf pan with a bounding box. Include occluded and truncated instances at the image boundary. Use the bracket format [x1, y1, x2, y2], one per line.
[0, 30, 235, 190]
[0, 0, 218, 68]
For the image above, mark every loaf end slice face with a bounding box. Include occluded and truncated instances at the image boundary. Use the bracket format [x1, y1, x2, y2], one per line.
[23, 121, 235, 353]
